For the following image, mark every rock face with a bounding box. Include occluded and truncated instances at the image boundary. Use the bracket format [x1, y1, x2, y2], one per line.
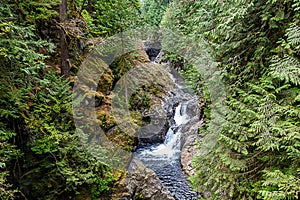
[180, 99, 203, 177]
[137, 94, 175, 147]
[137, 117, 169, 146]
[112, 158, 176, 200]
[144, 42, 161, 62]
[180, 117, 203, 176]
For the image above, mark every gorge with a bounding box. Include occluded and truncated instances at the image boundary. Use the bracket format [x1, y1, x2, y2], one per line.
[118, 48, 203, 199]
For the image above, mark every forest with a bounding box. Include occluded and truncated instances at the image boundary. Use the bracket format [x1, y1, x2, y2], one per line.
[0, 0, 299, 199]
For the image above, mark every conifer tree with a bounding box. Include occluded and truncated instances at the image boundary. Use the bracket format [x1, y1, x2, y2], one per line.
[161, 0, 300, 199]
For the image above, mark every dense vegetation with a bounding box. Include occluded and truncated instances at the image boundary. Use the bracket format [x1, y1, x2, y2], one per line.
[161, 0, 300, 199]
[1, 0, 299, 199]
[0, 0, 140, 199]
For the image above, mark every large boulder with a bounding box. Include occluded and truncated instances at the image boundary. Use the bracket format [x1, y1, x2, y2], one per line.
[137, 100, 170, 146]
[180, 117, 203, 177]
[95, 45, 172, 151]
[112, 158, 175, 200]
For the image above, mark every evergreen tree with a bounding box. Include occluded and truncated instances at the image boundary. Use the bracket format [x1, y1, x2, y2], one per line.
[0, 0, 127, 198]
[161, 0, 300, 199]
[141, 0, 169, 27]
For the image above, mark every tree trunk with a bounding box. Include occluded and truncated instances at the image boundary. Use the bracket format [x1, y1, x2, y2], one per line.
[60, 0, 70, 78]
[87, 0, 94, 12]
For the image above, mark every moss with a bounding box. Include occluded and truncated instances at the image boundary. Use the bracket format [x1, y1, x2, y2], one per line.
[129, 84, 165, 112]
[109, 48, 150, 82]
[129, 88, 152, 111]
[109, 53, 135, 82]
[113, 170, 126, 183]
[96, 108, 116, 131]
[97, 67, 114, 95]
[95, 47, 170, 153]
[106, 127, 137, 152]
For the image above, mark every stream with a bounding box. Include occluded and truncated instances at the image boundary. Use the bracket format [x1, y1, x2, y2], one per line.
[135, 65, 200, 199]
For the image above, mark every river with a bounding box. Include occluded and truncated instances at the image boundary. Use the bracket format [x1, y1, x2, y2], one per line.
[135, 65, 200, 199]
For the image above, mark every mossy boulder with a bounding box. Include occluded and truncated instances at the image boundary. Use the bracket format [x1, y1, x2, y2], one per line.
[111, 158, 175, 200]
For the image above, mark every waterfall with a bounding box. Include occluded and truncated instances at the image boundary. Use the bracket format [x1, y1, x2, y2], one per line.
[137, 103, 189, 162]
[135, 91, 199, 199]
[174, 103, 189, 126]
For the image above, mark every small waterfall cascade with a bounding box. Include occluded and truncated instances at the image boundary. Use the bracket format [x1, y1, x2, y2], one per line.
[137, 103, 187, 162]
[135, 77, 199, 199]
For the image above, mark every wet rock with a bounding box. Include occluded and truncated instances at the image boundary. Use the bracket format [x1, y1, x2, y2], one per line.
[137, 119, 169, 146]
[112, 158, 175, 200]
[185, 98, 200, 118]
[180, 116, 203, 176]
[136, 92, 179, 147]
[144, 41, 161, 61]
[137, 98, 169, 146]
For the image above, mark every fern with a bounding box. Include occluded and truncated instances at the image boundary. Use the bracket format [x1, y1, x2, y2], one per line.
[0, 127, 19, 199]
[271, 55, 300, 85]
[260, 170, 300, 200]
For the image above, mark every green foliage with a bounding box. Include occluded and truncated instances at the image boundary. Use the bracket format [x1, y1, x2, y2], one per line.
[141, 0, 169, 27]
[80, 0, 141, 37]
[0, 127, 20, 199]
[270, 23, 300, 86]
[22, 135, 113, 199]
[0, 2, 48, 197]
[259, 170, 300, 200]
[25, 73, 73, 154]
[162, 0, 300, 199]
[91, 173, 113, 199]
[16, 0, 60, 24]
[0, 0, 117, 199]
[180, 64, 203, 95]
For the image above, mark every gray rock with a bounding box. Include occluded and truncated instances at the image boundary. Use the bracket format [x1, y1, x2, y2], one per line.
[144, 41, 161, 62]
[180, 117, 204, 177]
[113, 158, 176, 200]
[137, 111, 170, 146]
[137, 92, 177, 147]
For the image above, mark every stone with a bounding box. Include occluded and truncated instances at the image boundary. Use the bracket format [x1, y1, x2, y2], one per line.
[180, 117, 204, 177]
[144, 41, 161, 62]
[112, 158, 176, 200]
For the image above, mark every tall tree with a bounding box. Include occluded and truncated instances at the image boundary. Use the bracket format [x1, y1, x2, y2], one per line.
[161, 0, 300, 199]
[60, 0, 70, 78]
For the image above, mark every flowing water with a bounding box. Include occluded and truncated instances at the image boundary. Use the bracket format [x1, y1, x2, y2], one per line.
[135, 68, 199, 199]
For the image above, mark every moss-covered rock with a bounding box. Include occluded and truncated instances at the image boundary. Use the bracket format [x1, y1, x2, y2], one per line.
[111, 158, 175, 200]
[96, 106, 116, 131]
[97, 67, 114, 95]
[94, 46, 155, 152]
